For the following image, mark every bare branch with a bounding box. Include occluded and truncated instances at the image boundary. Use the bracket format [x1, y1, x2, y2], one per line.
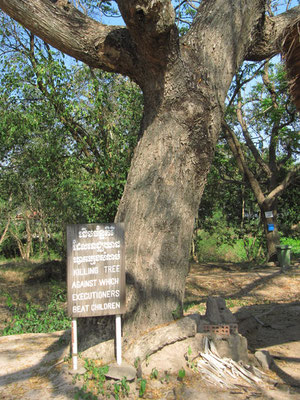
[222, 120, 266, 206]
[236, 96, 272, 178]
[227, 61, 268, 108]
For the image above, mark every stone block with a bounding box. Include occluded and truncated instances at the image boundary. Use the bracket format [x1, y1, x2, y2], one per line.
[210, 333, 248, 362]
[255, 350, 273, 369]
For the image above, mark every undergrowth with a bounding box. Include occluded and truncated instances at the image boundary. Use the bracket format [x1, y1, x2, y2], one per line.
[73, 359, 140, 399]
[1, 281, 70, 335]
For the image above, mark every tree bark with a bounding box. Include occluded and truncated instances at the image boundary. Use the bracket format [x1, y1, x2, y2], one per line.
[260, 201, 280, 261]
[1, 0, 300, 347]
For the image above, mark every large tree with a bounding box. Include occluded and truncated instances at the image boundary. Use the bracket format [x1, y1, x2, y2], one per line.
[224, 60, 299, 260]
[1, 0, 300, 349]
[0, 18, 142, 259]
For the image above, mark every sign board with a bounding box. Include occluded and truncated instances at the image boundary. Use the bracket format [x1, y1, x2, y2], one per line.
[67, 223, 126, 318]
[265, 211, 273, 218]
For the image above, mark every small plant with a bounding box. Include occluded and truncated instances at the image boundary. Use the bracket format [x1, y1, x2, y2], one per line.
[150, 367, 159, 380]
[84, 359, 108, 396]
[160, 370, 170, 384]
[138, 378, 147, 398]
[73, 359, 110, 398]
[74, 387, 98, 400]
[120, 377, 130, 398]
[177, 367, 186, 381]
[73, 360, 131, 399]
[113, 382, 120, 399]
[4, 293, 13, 308]
[185, 346, 198, 372]
[134, 356, 141, 369]
[112, 376, 130, 399]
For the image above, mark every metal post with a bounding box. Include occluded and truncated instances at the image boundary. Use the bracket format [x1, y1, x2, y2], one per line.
[72, 318, 78, 370]
[116, 314, 122, 365]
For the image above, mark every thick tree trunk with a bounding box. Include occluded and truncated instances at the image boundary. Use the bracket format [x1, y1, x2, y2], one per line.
[78, 71, 223, 346]
[77, 0, 261, 341]
[77, 0, 268, 349]
[116, 104, 219, 335]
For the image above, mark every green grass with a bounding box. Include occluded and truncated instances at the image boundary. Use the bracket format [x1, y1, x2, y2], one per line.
[1, 280, 70, 336]
[194, 230, 300, 263]
[280, 237, 300, 259]
[194, 230, 257, 263]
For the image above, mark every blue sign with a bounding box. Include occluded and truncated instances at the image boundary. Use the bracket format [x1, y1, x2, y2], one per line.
[267, 224, 274, 232]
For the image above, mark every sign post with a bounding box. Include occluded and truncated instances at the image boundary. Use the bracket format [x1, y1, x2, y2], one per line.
[67, 223, 126, 369]
[71, 319, 78, 370]
[116, 314, 122, 365]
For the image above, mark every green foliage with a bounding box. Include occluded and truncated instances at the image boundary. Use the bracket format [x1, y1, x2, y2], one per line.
[194, 207, 266, 263]
[1, 283, 70, 335]
[200, 59, 299, 261]
[185, 346, 198, 371]
[138, 378, 147, 398]
[74, 359, 132, 399]
[0, 15, 143, 260]
[280, 237, 300, 259]
[113, 377, 130, 400]
[74, 360, 109, 398]
[134, 356, 141, 369]
[150, 367, 158, 380]
[177, 367, 186, 381]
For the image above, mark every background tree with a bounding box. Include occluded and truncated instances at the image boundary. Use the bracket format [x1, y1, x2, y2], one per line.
[223, 60, 299, 260]
[0, 15, 142, 259]
[1, 0, 300, 350]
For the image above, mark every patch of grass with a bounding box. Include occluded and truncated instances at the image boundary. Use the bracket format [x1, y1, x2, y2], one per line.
[194, 231, 251, 263]
[1, 281, 70, 335]
[225, 298, 250, 309]
[74, 359, 133, 399]
[183, 301, 206, 314]
[280, 237, 300, 259]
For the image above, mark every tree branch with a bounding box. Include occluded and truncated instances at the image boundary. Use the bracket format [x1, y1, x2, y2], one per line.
[0, 217, 10, 246]
[265, 163, 300, 201]
[0, 0, 138, 78]
[262, 62, 282, 177]
[246, 5, 300, 61]
[236, 96, 272, 178]
[116, 0, 175, 37]
[27, 34, 103, 174]
[222, 120, 266, 206]
[116, 0, 177, 68]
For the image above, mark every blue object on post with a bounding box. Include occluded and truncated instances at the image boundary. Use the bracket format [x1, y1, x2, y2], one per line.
[267, 224, 274, 232]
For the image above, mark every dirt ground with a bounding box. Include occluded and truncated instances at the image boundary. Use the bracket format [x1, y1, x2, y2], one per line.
[185, 262, 300, 389]
[0, 260, 299, 399]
